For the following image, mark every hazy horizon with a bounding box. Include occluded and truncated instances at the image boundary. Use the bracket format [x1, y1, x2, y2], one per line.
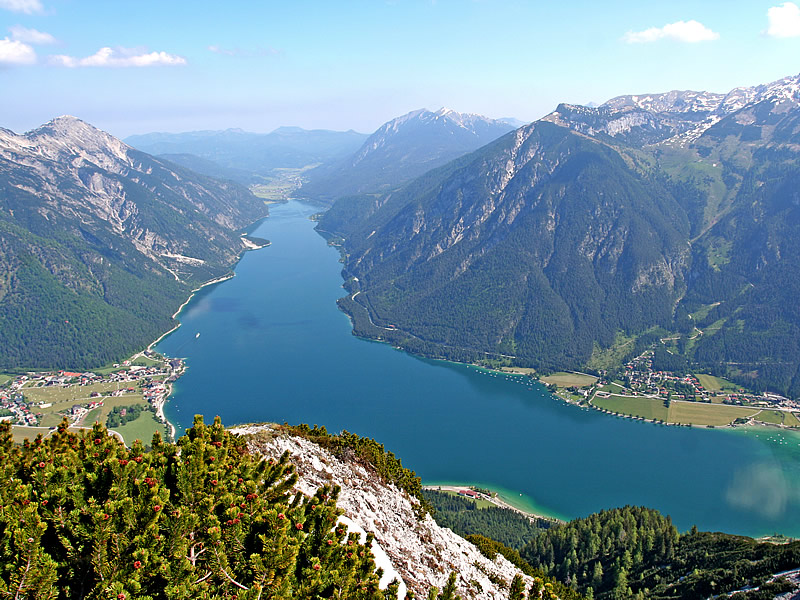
[1, 0, 799, 138]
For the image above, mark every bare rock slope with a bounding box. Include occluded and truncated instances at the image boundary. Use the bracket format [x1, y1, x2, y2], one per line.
[232, 424, 531, 599]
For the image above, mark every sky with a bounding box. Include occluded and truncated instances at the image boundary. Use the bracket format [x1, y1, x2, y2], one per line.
[1, 0, 800, 138]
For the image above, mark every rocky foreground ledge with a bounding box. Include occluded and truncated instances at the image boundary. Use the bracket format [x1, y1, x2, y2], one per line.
[229, 424, 531, 599]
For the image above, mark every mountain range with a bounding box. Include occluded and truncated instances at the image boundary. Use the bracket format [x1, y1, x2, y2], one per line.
[298, 108, 516, 202]
[0, 116, 268, 369]
[125, 126, 368, 184]
[320, 73, 800, 397]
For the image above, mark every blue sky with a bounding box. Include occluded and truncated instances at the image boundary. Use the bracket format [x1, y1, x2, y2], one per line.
[1, 0, 800, 137]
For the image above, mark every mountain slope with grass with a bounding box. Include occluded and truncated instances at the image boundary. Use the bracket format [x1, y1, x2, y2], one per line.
[321, 73, 800, 396]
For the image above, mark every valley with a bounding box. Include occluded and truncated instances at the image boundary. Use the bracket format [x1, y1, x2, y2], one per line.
[155, 200, 800, 540]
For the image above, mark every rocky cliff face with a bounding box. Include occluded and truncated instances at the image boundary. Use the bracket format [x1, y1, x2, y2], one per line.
[232, 425, 531, 599]
[542, 73, 800, 149]
[0, 116, 267, 283]
[321, 72, 800, 395]
[326, 120, 689, 369]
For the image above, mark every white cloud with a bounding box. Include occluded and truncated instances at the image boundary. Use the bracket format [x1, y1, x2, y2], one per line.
[0, 36, 35, 64]
[0, 0, 43, 14]
[766, 2, 800, 37]
[9, 25, 57, 45]
[50, 47, 187, 68]
[623, 20, 720, 43]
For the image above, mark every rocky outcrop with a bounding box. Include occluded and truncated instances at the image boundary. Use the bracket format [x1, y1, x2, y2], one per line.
[231, 425, 531, 599]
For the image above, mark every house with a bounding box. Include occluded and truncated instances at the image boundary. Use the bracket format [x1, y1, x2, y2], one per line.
[458, 489, 480, 499]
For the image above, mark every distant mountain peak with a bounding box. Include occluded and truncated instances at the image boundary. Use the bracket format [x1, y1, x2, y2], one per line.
[298, 108, 515, 202]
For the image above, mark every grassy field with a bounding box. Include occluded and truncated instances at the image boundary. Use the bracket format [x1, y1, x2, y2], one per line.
[754, 409, 786, 425]
[131, 355, 162, 367]
[602, 382, 627, 394]
[696, 374, 739, 392]
[690, 302, 721, 322]
[82, 397, 147, 428]
[592, 395, 669, 421]
[19, 383, 144, 429]
[10, 426, 53, 445]
[667, 402, 758, 426]
[786, 412, 800, 427]
[22, 382, 134, 404]
[0, 374, 13, 386]
[111, 411, 167, 446]
[540, 372, 597, 387]
[591, 394, 767, 427]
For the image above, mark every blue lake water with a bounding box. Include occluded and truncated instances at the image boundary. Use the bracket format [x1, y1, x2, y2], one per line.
[157, 200, 800, 538]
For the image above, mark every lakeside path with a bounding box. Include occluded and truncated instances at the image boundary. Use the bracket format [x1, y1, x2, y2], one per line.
[423, 485, 563, 524]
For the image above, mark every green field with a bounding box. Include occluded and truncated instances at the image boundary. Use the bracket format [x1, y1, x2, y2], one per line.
[19, 383, 144, 429]
[22, 382, 134, 404]
[131, 355, 162, 367]
[592, 394, 765, 427]
[540, 372, 598, 387]
[0, 374, 13, 386]
[667, 402, 758, 426]
[592, 395, 669, 421]
[601, 382, 627, 394]
[110, 411, 168, 446]
[696, 374, 739, 392]
[10, 425, 53, 445]
[691, 302, 721, 322]
[750, 409, 800, 428]
[83, 397, 147, 428]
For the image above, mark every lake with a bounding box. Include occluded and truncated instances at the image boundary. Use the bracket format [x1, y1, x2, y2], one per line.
[157, 200, 800, 538]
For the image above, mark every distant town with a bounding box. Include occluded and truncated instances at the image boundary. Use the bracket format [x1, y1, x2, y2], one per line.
[0, 351, 182, 444]
[544, 350, 800, 429]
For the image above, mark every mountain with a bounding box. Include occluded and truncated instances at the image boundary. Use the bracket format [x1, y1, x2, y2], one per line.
[125, 126, 368, 184]
[499, 117, 528, 128]
[320, 73, 800, 396]
[298, 108, 516, 203]
[0, 116, 268, 370]
[240, 424, 541, 599]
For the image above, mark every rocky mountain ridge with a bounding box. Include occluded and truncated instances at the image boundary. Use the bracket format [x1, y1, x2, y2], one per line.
[231, 424, 532, 599]
[1, 115, 265, 281]
[543, 72, 800, 148]
[320, 71, 800, 396]
[0, 116, 268, 369]
[298, 108, 515, 203]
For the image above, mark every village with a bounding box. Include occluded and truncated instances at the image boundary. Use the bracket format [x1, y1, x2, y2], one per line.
[555, 350, 800, 429]
[0, 351, 183, 443]
[604, 350, 800, 412]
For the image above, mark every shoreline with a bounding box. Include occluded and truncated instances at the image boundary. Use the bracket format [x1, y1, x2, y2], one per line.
[423, 484, 564, 524]
[145, 273, 238, 441]
[471, 364, 800, 434]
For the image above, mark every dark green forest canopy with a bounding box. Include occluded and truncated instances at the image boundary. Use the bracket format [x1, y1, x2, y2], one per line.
[519, 506, 800, 600]
[0, 417, 395, 599]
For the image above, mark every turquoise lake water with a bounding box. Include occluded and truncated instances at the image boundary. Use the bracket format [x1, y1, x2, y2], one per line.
[157, 200, 800, 538]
